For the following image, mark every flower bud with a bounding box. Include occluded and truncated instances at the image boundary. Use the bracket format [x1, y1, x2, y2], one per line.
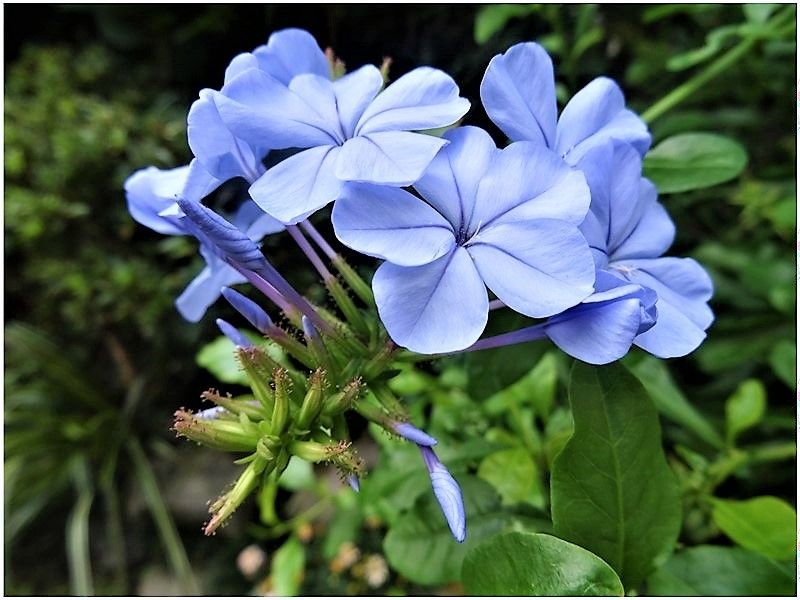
[270, 368, 291, 436]
[174, 409, 260, 452]
[296, 369, 326, 430]
[205, 455, 272, 535]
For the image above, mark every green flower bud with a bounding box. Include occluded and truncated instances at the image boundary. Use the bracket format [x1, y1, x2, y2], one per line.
[296, 369, 327, 430]
[173, 409, 260, 452]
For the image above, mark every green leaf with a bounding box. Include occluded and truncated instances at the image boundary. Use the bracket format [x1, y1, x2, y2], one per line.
[743, 3, 780, 24]
[625, 355, 724, 448]
[484, 351, 559, 419]
[277, 457, 315, 492]
[644, 132, 748, 193]
[271, 535, 306, 596]
[551, 362, 682, 589]
[195, 335, 248, 385]
[477, 447, 544, 508]
[769, 339, 796, 386]
[383, 476, 539, 585]
[725, 379, 767, 444]
[647, 545, 795, 595]
[462, 532, 624, 596]
[473, 4, 536, 44]
[711, 496, 796, 560]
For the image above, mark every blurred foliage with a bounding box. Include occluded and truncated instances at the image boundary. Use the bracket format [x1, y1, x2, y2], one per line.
[4, 4, 796, 596]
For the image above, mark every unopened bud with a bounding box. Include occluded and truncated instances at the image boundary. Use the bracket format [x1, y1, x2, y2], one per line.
[205, 455, 271, 535]
[174, 409, 259, 452]
[296, 369, 326, 430]
[270, 368, 291, 436]
[323, 378, 363, 416]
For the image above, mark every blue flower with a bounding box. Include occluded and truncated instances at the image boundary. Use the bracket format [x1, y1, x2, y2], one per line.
[216, 318, 253, 348]
[548, 141, 714, 361]
[418, 445, 466, 543]
[481, 42, 651, 165]
[213, 46, 470, 224]
[123, 163, 283, 322]
[332, 126, 596, 353]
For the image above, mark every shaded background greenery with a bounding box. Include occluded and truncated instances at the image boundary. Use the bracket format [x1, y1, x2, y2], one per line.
[5, 4, 795, 596]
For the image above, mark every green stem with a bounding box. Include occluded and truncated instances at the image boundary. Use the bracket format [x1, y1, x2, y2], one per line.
[127, 438, 200, 595]
[641, 36, 757, 123]
[67, 458, 95, 597]
[642, 6, 795, 123]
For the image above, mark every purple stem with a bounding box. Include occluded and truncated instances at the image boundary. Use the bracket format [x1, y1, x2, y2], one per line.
[287, 225, 333, 281]
[488, 299, 506, 311]
[300, 220, 337, 260]
[465, 323, 548, 352]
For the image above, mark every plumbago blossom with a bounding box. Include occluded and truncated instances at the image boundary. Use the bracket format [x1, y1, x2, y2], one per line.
[125, 28, 713, 544]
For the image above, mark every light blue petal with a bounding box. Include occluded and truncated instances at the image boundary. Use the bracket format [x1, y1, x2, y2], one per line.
[480, 41, 557, 147]
[224, 52, 259, 85]
[471, 141, 589, 230]
[221, 287, 274, 333]
[249, 145, 342, 224]
[373, 247, 488, 353]
[612, 178, 676, 261]
[419, 446, 466, 543]
[333, 65, 384, 138]
[182, 159, 224, 203]
[332, 183, 455, 267]
[187, 90, 264, 182]
[623, 257, 714, 358]
[251, 28, 329, 85]
[556, 77, 651, 164]
[230, 199, 285, 240]
[175, 263, 246, 323]
[545, 270, 657, 364]
[394, 422, 438, 446]
[335, 131, 446, 186]
[124, 165, 191, 235]
[413, 126, 498, 231]
[467, 220, 595, 318]
[576, 141, 646, 255]
[355, 67, 470, 135]
[216, 68, 337, 149]
[216, 318, 253, 348]
[289, 74, 345, 142]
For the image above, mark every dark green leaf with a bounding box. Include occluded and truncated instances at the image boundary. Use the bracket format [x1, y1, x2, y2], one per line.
[462, 532, 624, 596]
[647, 545, 795, 595]
[551, 362, 682, 589]
[644, 132, 747, 193]
[711, 496, 796, 560]
[383, 476, 540, 585]
[725, 379, 766, 444]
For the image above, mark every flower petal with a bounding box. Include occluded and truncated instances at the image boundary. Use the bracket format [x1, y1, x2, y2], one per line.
[545, 271, 657, 364]
[472, 141, 589, 230]
[289, 74, 345, 142]
[373, 247, 488, 353]
[622, 257, 715, 358]
[468, 220, 595, 318]
[332, 184, 455, 267]
[335, 131, 446, 186]
[480, 41, 557, 147]
[355, 67, 470, 135]
[125, 165, 192, 235]
[224, 52, 259, 85]
[175, 261, 246, 323]
[555, 77, 651, 164]
[612, 178, 676, 261]
[230, 200, 285, 240]
[419, 446, 466, 543]
[576, 141, 647, 255]
[188, 90, 264, 182]
[216, 68, 336, 149]
[251, 28, 329, 85]
[333, 65, 384, 138]
[249, 145, 342, 224]
[394, 422, 438, 446]
[413, 126, 498, 231]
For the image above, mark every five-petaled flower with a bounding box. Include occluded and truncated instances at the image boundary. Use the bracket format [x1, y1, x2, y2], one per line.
[333, 126, 596, 353]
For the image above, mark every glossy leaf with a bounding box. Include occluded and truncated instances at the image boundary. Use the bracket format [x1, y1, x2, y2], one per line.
[551, 362, 682, 589]
[462, 532, 624, 596]
[711, 496, 796, 560]
[644, 132, 747, 193]
[725, 379, 766, 444]
[646, 545, 795, 595]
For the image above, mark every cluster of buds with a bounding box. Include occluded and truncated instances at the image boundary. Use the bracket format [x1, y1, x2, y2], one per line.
[170, 199, 465, 541]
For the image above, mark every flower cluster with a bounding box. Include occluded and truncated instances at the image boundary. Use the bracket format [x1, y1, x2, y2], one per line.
[125, 28, 713, 541]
